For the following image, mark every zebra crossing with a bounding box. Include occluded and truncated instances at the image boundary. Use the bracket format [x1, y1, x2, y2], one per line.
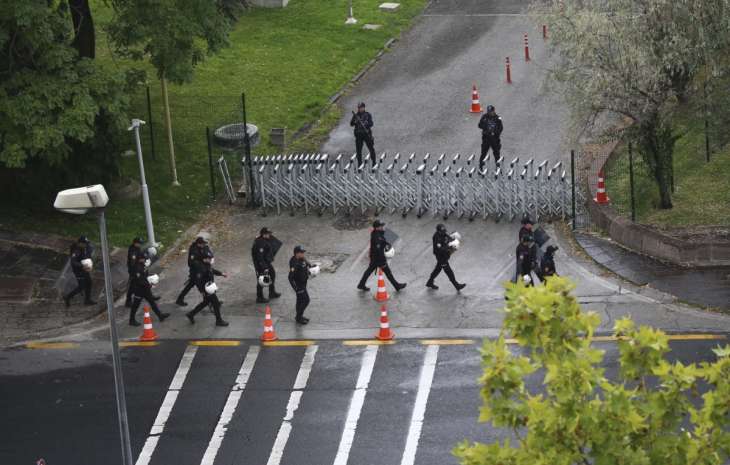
[131, 341, 489, 465]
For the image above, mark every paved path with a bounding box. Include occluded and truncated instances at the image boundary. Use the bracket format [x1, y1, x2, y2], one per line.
[2, 337, 725, 465]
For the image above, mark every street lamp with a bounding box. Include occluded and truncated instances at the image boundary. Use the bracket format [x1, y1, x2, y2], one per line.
[345, 0, 357, 24]
[53, 185, 133, 465]
[128, 119, 159, 251]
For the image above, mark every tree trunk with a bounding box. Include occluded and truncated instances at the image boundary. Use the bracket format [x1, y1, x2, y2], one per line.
[68, 0, 95, 59]
[160, 74, 180, 186]
[637, 115, 675, 209]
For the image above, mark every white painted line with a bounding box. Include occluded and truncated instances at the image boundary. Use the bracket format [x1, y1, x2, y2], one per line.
[333, 345, 379, 465]
[200, 345, 260, 465]
[266, 345, 319, 465]
[400, 345, 439, 465]
[135, 345, 198, 465]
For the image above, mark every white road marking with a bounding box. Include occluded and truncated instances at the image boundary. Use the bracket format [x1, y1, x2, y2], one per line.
[333, 345, 379, 465]
[199, 345, 260, 465]
[135, 345, 198, 465]
[400, 345, 439, 465]
[266, 345, 319, 465]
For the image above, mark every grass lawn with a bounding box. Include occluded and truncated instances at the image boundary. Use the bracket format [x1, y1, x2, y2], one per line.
[1, 0, 426, 248]
[603, 116, 730, 228]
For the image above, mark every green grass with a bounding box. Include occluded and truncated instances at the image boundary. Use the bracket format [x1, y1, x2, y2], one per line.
[604, 117, 730, 228]
[1, 0, 426, 248]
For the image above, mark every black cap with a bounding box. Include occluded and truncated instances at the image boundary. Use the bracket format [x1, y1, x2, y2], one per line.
[78, 235, 89, 243]
[372, 220, 385, 228]
[357, 102, 366, 108]
[260, 227, 272, 235]
[294, 245, 306, 254]
[486, 105, 495, 112]
[436, 223, 446, 232]
[521, 215, 534, 225]
[195, 236, 207, 244]
[132, 237, 143, 244]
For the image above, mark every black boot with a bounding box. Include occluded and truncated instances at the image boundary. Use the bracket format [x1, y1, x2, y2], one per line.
[63, 294, 71, 308]
[186, 311, 195, 324]
[216, 319, 230, 327]
[129, 319, 140, 327]
[455, 283, 466, 291]
[426, 281, 439, 290]
[269, 285, 281, 299]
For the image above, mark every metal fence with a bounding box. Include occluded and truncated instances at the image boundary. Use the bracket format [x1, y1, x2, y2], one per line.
[245, 152, 588, 223]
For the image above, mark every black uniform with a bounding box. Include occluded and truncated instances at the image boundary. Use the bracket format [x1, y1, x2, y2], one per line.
[288, 256, 311, 322]
[478, 113, 503, 169]
[357, 229, 404, 290]
[540, 247, 558, 279]
[350, 111, 376, 166]
[65, 242, 95, 305]
[186, 260, 227, 325]
[129, 260, 168, 325]
[252, 236, 280, 302]
[515, 242, 537, 286]
[426, 229, 465, 290]
[176, 242, 208, 305]
[125, 243, 142, 307]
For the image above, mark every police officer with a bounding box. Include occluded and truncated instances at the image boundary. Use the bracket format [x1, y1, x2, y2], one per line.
[518, 215, 534, 241]
[186, 250, 229, 326]
[515, 234, 538, 286]
[252, 227, 281, 303]
[426, 224, 466, 291]
[176, 237, 209, 306]
[288, 245, 312, 325]
[125, 237, 143, 307]
[63, 236, 96, 307]
[478, 105, 503, 170]
[129, 253, 170, 326]
[357, 220, 406, 291]
[350, 102, 376, 166]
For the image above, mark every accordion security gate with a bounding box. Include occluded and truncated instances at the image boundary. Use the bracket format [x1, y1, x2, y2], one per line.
[246, 152, 585, 223]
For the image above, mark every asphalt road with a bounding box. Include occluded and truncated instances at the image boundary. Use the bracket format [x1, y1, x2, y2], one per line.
[1, 337, 725, 465]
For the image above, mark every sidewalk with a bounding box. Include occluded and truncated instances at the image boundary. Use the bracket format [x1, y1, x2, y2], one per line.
[575, 231, 730, 311]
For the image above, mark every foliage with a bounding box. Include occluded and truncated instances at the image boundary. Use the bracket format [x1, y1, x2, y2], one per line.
[0, 0, 130, 172]
[455, 277, 730, 465]
[530, 0, 730, 209]
[106, 0, 231, 84]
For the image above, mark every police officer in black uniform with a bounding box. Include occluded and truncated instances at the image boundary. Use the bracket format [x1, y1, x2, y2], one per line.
[350, 102, 376, 166]
[426, 224, 466, 291]
[252, 227, 281, 303]
[288, 245, 312, 325]
[176, 237, 209, 306]
[128, 253, 170, 326]
[186, 250, 229, 326]
[478, 105, 503, 170]
[63, 236, 96, 307]
[515, 234, 538, 286]
[540, 245, 559, 279]
[125, 237, 143, 307]
[357, 220, 406, 291]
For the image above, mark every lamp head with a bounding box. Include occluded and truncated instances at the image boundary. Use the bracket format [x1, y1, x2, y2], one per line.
[54, 185, 109, 214]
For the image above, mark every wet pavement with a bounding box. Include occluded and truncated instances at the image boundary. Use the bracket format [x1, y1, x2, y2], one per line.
[575, 232, 730, 311]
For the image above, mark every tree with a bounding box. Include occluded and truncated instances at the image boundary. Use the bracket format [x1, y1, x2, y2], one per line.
[454, 277, 730, 465]
[530, 0, 730, 209]
[0, 1, 129, 173]
[107, 0, 232, 186]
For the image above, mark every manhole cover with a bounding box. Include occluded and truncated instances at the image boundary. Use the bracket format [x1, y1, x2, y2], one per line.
[333, 213, 371, 231]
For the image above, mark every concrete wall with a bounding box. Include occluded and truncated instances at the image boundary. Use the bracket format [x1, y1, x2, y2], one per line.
[586, 186, 730, 268]
[250, 0, 289, 7]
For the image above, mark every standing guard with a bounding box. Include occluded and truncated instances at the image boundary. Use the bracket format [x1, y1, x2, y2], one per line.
[63, 236, 96, 307]
[350, 102, 376, 166]
[478, 105, 503, 170]
[288, 245, 317, 325]
[186, 251, 229, 326]
[357, 220, 406, 292]
[426, 224, 466, 291]
[252, 227, 282, 303]
[128, 253, 169, 326]
[125, 237, 143, 308]
[515, 234, 538, 286]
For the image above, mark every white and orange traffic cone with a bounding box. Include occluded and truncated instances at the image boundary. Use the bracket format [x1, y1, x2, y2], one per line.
[374, 268, 390, 302]
[139, 306, 158, 342]
[261, 305, 279, 342]
[376, 304, 394, 341]
[470, 84, 483, 113]
[594, 169, 610, 204]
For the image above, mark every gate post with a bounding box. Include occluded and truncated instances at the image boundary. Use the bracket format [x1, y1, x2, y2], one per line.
[570, 149, 577, 230]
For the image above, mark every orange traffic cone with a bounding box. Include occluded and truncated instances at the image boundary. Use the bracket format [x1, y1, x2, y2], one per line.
[374, 268, 390, 302]
[139, 306, 158, 341]
[469, 84, 483, 113]
[376, 304, 394, 341]
[594, 169, 610, 204]
[261, 305, 279, 342]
